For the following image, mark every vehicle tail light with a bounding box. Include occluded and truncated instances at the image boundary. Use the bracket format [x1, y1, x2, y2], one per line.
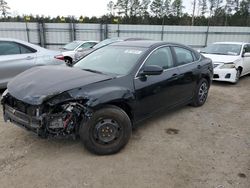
[54, 55, 64, 61]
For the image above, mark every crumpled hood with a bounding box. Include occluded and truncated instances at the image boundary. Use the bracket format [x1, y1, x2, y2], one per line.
[7, 66, 112, 105]
[202, 53, 240, 63]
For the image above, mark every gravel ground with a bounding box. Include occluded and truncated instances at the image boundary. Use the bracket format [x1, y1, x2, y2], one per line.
[0, 76, 249, 188]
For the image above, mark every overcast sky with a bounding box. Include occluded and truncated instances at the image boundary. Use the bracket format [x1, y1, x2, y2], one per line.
[8, 0, 192, 18]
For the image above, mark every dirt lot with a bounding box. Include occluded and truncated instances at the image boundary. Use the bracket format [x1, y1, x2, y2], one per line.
[0, 77, 249, 188]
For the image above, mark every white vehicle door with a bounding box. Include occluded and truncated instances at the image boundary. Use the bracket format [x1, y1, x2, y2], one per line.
[242, 44, 250, 75]
[0, 41, 37, 86]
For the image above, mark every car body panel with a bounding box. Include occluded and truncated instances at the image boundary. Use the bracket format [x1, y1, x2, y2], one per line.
[0, 38, 65, 88]
[201, 42, 250, 83]
[1, 41, 213, 137]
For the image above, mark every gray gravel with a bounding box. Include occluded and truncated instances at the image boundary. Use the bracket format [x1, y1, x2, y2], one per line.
[0, 76, 249, 188]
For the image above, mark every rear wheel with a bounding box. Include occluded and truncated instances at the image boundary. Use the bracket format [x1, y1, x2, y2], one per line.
[191, 78, 209, 107]
[79, 105, 132, 155]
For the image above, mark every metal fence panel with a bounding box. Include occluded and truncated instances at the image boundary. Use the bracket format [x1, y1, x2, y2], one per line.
[0, 22, 250, 50]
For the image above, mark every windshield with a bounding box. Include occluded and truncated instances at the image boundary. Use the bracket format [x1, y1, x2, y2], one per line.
[74, 46, 146, 75]
[62, 41, 81, 50]
[201, 43, 242, 56]
[93, 38, 121, 49]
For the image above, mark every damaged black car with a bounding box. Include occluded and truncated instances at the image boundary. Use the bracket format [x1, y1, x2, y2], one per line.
[1, 41, 213, 155]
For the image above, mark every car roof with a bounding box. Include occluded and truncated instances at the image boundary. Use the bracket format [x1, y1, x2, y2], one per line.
[110, 40, 190, 48]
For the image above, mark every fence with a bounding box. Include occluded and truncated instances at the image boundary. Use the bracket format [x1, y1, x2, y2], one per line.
[0, 22, 250, 50]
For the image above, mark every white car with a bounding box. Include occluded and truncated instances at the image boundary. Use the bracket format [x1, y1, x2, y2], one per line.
[0, 38, 65, 89]
[201, 42, 250, 83]
[60, 41, 98, 65]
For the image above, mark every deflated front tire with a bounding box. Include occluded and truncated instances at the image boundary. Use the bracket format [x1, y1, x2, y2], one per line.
[79, 105, 132, 155]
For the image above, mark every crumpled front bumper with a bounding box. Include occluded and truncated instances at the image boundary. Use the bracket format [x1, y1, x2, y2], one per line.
[3, 104, 43, 133]
[213, 67, 237, 83]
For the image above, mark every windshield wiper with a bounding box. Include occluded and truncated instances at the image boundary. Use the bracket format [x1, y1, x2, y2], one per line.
[82, 68, 104, 74]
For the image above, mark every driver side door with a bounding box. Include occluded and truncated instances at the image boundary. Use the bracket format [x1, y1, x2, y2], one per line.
[133, 46, 180, 120]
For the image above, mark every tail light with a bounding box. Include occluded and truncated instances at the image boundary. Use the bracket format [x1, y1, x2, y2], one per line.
[54, 55, 64, 61]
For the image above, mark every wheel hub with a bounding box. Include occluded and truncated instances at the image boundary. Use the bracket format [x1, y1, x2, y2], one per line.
[198, 82, 208, 103]
[95, 119, 120, 143]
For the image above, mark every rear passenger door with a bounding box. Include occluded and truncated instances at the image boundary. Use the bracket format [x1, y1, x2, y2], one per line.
[172, 46, 200, 101]
[0, 41, 37, 85]
[242, 44, 250, 74]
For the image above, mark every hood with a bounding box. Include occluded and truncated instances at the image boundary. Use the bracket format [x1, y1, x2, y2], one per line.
[7, 66, 113, 105]
[201, 53, 240, 63]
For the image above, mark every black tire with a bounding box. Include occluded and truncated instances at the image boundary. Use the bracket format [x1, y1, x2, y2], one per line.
[79, 105, 132, 155]
[65, 58, 72, 66]
[233, 69, 241, 84]
[190, 78, 209, 107]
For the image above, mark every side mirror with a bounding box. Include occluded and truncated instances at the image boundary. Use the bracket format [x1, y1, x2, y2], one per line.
[197, 49, 201, 53]
[76, 47, 84, 52]
[139, 65, 163, 76]
[243, 52, 250, 57]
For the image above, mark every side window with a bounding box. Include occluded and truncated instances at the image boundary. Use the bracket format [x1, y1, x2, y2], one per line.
[244, 44, 250, 53]
[174, 47, 194, 66]
[19, 44, 36, 54]
[0, 41, 20, 55]
[80, 42, 95, 49]
[144, 47, 174, 69]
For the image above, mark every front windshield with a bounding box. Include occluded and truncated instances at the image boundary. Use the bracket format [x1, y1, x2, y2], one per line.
[201, 43, 242, 56]
[74, 46, 146, 75]
[93, 38, 120, 49]
[62, 41, 81, 50]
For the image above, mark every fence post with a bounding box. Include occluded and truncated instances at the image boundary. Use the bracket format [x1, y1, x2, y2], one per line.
[41, 22, 47, 48]
[205, 25, 209, 47]
[25, 22, 30, 43]
[100, 23, 103, 41]
[69, 21, 76, 41]
[104, 24, 108, 39]
[117, 23, 120, 37]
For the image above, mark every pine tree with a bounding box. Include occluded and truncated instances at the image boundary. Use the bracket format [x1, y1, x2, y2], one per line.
[171, 0, 184, 17]
[198, 0, 207, 16]
[150, 0, 164, 17]
[0, 0, 10, 18]
[140, 0, 150, 17]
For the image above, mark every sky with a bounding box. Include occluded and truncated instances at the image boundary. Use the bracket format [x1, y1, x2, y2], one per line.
[7, 0, 193, 18]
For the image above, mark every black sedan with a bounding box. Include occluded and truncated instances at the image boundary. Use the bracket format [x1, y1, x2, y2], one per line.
[1, 41, 213, 155]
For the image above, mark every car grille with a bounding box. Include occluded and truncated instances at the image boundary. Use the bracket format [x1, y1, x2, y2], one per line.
[5, 95, 39, 116]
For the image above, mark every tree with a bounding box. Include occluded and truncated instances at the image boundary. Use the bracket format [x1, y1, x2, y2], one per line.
[163, 0, 172, 15]
[150, 0, 164, 17]
[171, 0, 184, 17]
[198, 0, 207, 16]
[115, 0, 130, 17]
[0, 0, 10, 18]
[140, 0, 150, 17]
[107, 1, 115, 15]
[191, 0, 197, 25]
[129, 0, 141, 17]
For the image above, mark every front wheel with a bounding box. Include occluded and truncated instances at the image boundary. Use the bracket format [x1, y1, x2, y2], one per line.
[233, 69, 241, 84]
[190, 78, 209, 107]
[79, 105, 132, 155]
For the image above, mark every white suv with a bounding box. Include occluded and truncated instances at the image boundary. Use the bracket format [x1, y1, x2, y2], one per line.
[201, 42, 250, 83]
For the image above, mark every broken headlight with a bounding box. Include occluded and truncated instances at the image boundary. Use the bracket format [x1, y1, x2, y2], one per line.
[1, 89, 8, 102]
[220, 63, 236, 69]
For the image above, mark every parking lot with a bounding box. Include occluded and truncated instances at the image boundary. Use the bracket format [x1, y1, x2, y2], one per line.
[0, 76, 249, 188]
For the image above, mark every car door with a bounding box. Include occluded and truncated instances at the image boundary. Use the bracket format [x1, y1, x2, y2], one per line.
[0, 41, 37, 86]
[172, 46, 200, 102]
[242, 44, 250, 74]
[133, 46, 181, 118]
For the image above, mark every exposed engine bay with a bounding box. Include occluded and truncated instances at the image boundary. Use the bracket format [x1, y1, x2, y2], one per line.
[2, 94, 91, 138]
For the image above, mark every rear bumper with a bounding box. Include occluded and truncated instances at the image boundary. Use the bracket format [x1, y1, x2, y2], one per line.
[3, 104, 43, 132]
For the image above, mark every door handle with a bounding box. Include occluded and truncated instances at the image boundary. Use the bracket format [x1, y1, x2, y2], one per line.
[25, 56, 34, 60]
[197, 65, 201, 69]
[172, 73, 178, 78]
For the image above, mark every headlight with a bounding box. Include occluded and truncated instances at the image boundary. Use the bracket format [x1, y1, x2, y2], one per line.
[1, 89, 8, 102]
[1, 89, 8, 98]
[220, 63, 236, 69]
